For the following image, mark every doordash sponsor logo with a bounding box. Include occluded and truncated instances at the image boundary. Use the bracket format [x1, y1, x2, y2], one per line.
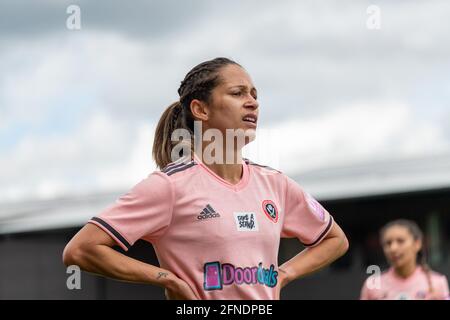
[203, 261, 278, 291]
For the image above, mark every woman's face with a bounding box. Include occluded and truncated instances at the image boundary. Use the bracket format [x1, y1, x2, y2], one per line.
[204, 64, 259, 139]
[381, 226, 421, 269]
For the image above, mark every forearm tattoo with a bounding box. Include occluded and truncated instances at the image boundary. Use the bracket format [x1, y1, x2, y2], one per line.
[157, 272, 168, 279]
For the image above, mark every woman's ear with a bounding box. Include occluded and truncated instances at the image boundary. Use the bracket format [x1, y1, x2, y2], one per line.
[414, 239, 422, 254]
[190, 99, 209, 121]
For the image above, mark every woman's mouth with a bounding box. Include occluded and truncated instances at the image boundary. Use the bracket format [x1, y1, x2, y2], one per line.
[242, 114, 258, 127]
[390, 254, 403, 263]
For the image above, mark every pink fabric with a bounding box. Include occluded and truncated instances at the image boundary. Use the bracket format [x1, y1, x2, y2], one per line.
[361, 266, 449, 300]
[88, 156, 333, 299]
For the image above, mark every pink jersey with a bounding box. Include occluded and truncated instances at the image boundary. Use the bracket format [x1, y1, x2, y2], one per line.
[88, 154, 334, 299]
[360, 266, 449, 300]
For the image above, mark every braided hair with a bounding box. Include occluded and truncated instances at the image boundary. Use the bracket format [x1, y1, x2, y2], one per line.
[152, 57, 241, 169]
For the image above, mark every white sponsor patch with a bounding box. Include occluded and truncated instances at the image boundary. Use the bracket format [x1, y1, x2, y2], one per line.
[233, 212, 258, 231]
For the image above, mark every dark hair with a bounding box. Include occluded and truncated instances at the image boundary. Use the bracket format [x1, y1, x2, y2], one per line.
[380, 219, 434, 293]
[152, 57, 241, 169]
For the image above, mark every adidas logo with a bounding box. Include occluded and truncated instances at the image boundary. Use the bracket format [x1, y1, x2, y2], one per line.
[197, 204, 221, 220]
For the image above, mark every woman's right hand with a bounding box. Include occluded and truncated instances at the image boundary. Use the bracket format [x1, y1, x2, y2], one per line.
[165, 276, 199, 300]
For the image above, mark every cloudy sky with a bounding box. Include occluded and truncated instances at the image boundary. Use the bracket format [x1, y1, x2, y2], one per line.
[1, 0, 449, 203]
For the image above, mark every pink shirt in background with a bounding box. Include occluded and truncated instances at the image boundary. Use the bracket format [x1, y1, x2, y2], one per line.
[360, 266, 449, 300]
[88, 155, 333, 300]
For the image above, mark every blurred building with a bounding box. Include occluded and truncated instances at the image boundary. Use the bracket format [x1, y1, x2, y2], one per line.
[1, 154, 449, 299]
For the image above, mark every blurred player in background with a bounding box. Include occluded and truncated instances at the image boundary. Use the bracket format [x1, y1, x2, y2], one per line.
[361, 219, 449, 300]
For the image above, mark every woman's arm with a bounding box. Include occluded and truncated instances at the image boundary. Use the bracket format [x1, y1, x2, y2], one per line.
[278, 221, 349, 289]
[62, 223, 198, 299]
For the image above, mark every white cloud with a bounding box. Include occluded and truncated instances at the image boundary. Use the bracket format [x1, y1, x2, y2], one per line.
[0, 109, 156, 202]
[255, 101, 448, 174]
[95, 121, 157, 192]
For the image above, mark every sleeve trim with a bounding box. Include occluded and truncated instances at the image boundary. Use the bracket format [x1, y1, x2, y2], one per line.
[301, 216, 334, 247]
[90, 217, 131, 250]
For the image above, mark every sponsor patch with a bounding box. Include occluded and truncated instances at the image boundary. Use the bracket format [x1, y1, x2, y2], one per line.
[234, 212, 258, 231]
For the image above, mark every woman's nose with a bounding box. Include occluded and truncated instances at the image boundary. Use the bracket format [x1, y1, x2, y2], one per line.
[244, 97, 259, 110]
[389, 243, 399, 252]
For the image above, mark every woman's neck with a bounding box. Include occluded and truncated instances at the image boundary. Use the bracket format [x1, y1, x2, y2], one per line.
[195, 147, 243, 185]
[206, 161, 243, 185]
[394, 261, 417, 279]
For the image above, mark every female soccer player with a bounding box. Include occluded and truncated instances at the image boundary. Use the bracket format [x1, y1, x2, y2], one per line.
[63, 57, 349, 300]
[360, 219, 449, 300]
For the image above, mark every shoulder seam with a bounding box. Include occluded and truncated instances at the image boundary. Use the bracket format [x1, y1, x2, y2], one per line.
[243, 158, 282, 173]
[161, 161, 198, 176]
[161, 156, 193, 172]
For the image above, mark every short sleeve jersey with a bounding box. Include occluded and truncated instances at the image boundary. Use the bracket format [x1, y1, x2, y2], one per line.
[88, 155, 334, 299]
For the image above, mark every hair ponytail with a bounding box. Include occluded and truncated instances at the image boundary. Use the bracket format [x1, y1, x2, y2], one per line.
[152, 101, 192, 169]
[418, 247, 434, 293]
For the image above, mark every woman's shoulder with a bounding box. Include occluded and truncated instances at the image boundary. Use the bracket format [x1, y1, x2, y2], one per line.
[159, 156, 199, 177]
[364, 268, 391, 283]
[361, 268, 393, 292]
[360, 270, 392, 300]
[427, 269, 449, 282]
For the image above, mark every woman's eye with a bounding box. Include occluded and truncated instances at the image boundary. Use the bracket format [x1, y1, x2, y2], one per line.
[231, 91, 257, 100]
